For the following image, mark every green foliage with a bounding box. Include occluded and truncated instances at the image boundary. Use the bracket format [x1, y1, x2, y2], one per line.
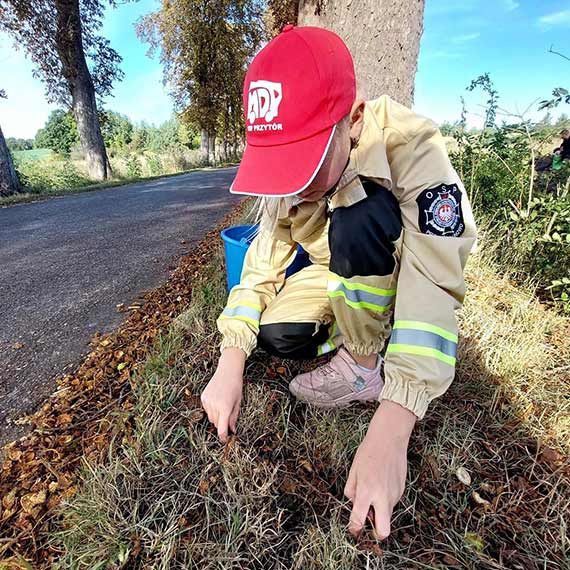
[146, 117, 181, 152]
[34, 109, 79, 156]
[539, 87, 570, 110]
[14, 158, 90, 193]
[124, 154, 142, 178]
[146, 154, 163, 176]
[449, 74, 570, 313]
[6, 137, 34, 151]
[136, 0, 266, 156]
[99, 110, 133, 153]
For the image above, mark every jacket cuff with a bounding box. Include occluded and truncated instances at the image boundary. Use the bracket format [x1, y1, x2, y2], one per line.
[344, 339, 386, 357]
[379, 374, 430, 420]
[220, 334, 257, 359]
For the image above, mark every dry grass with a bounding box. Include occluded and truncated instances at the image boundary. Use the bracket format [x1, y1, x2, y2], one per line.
[48, 232, 569, 569]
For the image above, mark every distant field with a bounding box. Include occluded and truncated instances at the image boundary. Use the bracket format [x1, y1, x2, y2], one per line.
[13, 148, 54, 161]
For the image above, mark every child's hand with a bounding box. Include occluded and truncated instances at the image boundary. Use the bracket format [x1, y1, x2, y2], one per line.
[200, 348, 245, 442]
[344, 400, 416, 540]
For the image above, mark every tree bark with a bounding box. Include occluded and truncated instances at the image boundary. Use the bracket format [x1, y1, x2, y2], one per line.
[200, 129, 217, 165]
[297, 0, 424, 106]
[0, 124, 22, 197]
[200, 128, 210, 165]
[54, 0, 111, 181]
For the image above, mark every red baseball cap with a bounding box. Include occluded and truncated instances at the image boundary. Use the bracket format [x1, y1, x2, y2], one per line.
[230, 25, 356, 197]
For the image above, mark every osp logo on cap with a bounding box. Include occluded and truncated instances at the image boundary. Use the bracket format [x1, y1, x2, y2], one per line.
[230, 25, 356, 197]
[247, 80, 283, 132]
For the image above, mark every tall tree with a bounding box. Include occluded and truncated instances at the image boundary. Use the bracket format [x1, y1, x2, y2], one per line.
[0, 89, 22, 197]
[137, 0, 266, 164]
[269, 0, 424, 106]
[0, 0, 126, 180]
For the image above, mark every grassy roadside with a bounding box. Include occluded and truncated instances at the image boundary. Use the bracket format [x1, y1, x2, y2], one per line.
[0, 201, 250, 568]
[8, 225, 564, 568]
[0, 163, 239, 208]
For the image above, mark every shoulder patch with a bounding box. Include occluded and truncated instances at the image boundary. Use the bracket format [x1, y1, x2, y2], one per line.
[416, 183, 465, 237]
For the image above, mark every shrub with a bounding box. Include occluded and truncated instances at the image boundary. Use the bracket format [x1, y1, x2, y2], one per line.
[14, 158, 90, 193]
[125, 154, 142, 179]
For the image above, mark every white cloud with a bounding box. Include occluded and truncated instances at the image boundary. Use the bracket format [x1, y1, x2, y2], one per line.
[451, 33, 480, 43]
[538, 10, 570, 30]
[504, 0, 519, 12]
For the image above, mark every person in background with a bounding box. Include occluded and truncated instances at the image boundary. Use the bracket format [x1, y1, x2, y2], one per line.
[554, 129, 570, 160]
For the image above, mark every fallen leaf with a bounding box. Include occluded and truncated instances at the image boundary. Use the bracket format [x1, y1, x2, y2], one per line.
[539, 446, 564, 466]
[456, 466, 472, 486]
[471, 491, 491, 507]
[117, 362, 127, 371]
[56, 414, 73, 426]
[299, 459, 313, 473]
[276, 366, 286, 374]
[464, 532, 484, 552]
[11, 342, 25, 350]
[2, 488, 18, 510]
[8, 448, 22, 461]
[20, 490, 47, 514]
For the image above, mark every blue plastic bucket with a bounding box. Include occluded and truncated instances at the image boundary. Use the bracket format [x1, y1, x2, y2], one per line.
[220, 224, 311, 292]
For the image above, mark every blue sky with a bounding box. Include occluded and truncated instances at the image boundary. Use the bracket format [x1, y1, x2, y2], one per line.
[0, 0, 568, 138]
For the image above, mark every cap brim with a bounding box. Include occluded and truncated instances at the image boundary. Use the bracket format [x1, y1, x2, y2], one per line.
[230, 125, 336, 197]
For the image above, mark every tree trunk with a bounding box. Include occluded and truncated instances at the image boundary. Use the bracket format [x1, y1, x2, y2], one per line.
[209, 134, 216, 165]
[200, 127, 210, 165]
[0, 124, 22, 197]
[298, 0, 424, 106]
[54, 0, 111, 181]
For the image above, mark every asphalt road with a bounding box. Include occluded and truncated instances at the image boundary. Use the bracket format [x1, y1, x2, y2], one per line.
[0, 167, 241, 445]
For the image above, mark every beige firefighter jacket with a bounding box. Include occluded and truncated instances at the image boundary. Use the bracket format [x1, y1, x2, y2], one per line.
[217, 94, 477, 419]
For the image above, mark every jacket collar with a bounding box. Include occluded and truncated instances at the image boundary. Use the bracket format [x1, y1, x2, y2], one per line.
[328, 101, 392, 209]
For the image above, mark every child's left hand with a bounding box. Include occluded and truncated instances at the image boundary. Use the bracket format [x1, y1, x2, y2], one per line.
[344, 400, 416, 540]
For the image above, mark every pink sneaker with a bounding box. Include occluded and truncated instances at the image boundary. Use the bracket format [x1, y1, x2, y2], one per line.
[289, 347, 384, 409]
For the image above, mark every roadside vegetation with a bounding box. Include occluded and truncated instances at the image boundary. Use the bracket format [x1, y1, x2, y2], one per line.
[447, 74, 570, 314]
[2, 110, 235, 206]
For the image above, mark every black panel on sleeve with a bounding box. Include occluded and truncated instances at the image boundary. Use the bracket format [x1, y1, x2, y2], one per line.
[329, 179, 402, 278]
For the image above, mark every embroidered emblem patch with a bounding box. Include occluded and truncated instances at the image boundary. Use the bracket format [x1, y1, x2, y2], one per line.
[416, 184, 465, 237]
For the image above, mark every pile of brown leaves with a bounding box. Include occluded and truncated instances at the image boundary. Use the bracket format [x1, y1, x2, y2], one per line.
[0, 200, 249, 565]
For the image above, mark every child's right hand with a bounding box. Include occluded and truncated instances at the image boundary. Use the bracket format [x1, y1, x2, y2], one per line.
[200, 347, 246, 442]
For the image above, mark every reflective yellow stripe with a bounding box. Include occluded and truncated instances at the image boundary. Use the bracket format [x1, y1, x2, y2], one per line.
[327, 290, 392, 312]
[225, 301, 262, 312]
[316, 321, 341, 356]
[393, 320, 458, 343]
[218, 314, 260, 327]
[317, 338, 336, 356]
[386, 343, 456, 366]
[328, 272, 396, 297]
